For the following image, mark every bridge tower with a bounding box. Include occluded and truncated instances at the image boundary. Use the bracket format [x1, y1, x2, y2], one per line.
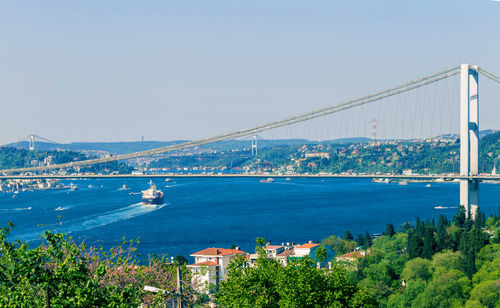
[28, 135, 36, 151]
[460, 64, 479, 219]
[251, 135, 258, 156]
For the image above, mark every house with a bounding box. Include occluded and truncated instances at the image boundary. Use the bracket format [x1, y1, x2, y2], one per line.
[336, 250, 366, 263]
[187, 248, 248, 293]
[294, 242, 321, 258]
[305, 152, 330, 159]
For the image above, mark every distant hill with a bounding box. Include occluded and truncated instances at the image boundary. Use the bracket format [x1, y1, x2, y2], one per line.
[5, 131, 495, 155]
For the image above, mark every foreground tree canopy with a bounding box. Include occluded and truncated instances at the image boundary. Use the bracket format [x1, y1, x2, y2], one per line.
[215, 241, 377, 308]
[0, 223, 184, 307]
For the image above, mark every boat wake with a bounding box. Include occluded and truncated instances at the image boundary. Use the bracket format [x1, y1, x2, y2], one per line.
[15, 202, 166, 241]
[0, 206, 32, 212]
[434, 206, 458, 209]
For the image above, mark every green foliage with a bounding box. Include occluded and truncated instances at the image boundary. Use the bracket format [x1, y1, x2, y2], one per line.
[0, 224, 180, 307]
[332, 207, 500, 307]
[216, 245, 377, 307]
[322, 235, 357, 255]
[0, 147, 131, 174]
[315, 245, 327, 263]
[384, 223, 395, 237]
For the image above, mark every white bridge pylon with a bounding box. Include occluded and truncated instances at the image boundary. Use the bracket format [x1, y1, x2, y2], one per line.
[460, 64, 479, 219]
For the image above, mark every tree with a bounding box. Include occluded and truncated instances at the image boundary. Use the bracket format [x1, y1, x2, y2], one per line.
[401, 258, 432, 282]
[315, 245, 327, 263]
[421, 226, 437, 259]
[175, 255, 188, 265]
[216, 239, 377, 307]
[436, 215, 449, 251]
[0, 224, 179, 307]
[407, 230, 423, 259]
[412, 269, 472, 308]
[384, 223, 395, 238]
[364, 231, 372, 248]
[465, 280, 499, 308]
[356, 233, 365, 247]
[343, 230, 354, 241]
[454, 205, 467, 228]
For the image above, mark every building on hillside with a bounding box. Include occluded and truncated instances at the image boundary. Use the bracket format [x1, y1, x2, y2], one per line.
[187, 248, 248, 293]
[336, 250, 366, 263]
[305, 152, 330, 159]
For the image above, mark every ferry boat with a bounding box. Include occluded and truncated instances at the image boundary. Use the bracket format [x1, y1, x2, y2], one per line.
[141, 181, 164, 205]
[260, 178, 274, 183]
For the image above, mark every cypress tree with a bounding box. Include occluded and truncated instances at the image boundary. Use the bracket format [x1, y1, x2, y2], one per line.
[384, 223, 395, 238]
[436, 215, 449, 251]
[416, 217, 425, 237]
[356, 233, 365, 247]
[364, 231, 372, 248]
[343, 230, 353, 241]
[407, 230, 423, 259]
[453, 205, 466, 228]
[421, 226, 437, 259]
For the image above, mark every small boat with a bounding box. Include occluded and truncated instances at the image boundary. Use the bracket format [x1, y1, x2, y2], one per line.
[69, 183, 78, 191]
[399, 181, 408, 186]
[434, 205, 447, 209]
[119, 184, 130, 190]
[285, 178, 291, 181]
[260, 178, 274, 183]
[55, 206, 63, 211]
[165, 178, 173, 182]
[426, 184, 431, 187]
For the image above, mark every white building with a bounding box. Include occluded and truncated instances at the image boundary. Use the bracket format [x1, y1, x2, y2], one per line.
[187, 248, 248, 293]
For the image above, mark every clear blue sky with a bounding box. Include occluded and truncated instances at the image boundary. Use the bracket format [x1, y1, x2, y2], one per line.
[0, 0, 499, 144]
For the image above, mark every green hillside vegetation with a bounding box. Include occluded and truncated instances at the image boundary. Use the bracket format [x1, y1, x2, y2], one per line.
[0, 147, 132, 174]
[324, 206, 500, 307]
[149, 131, 500, 174]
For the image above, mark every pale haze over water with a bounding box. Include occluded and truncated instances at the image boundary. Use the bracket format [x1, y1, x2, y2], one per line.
[0, 0, 499, 144]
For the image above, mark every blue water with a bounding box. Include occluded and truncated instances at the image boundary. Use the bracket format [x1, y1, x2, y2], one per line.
[1, 178, 498, 260]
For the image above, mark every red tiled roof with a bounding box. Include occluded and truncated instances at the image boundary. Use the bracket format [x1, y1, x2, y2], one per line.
[188, 261, 219, 267]
[338, 251, 364, 259]
[191, 248, 248, 256]
[295, 243, 320, 249]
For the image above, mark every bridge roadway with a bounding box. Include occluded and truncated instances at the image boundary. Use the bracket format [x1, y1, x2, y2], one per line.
[1, 173, 500, 181]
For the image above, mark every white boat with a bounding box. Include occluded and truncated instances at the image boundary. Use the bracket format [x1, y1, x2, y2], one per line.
[69, 183, 78, 191]
[260, 178, 274, 183]
[55, 206, 63, 211]
[426, 184, 431, 187]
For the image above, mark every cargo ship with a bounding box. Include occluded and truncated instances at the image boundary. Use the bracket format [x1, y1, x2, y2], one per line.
[141, 181, 164, 205]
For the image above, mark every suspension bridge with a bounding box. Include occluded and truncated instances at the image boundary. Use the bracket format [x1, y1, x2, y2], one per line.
[1, 63, 500, 218]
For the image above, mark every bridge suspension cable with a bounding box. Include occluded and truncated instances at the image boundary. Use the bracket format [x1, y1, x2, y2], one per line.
[0, 65, 471, 174]
[476, 66, 500, 84]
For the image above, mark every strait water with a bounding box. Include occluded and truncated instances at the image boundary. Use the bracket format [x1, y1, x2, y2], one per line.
[1, 178, 498, 260]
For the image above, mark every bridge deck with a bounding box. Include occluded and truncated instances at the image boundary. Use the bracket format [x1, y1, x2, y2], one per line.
[1, 174, 499, 181]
